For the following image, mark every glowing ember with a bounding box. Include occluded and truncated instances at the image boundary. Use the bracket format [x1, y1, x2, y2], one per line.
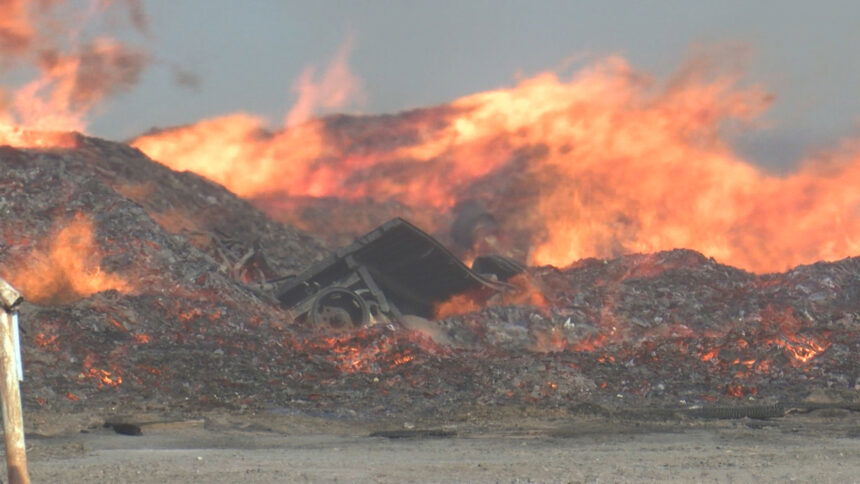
[699, 348, 719, 361]
[760, 306, 831, 364]
[34, 332, 59, 349]
[390, 353, 416, 367]
[771, 335, 830, 364]
[133, 333, 151, 344]
[81, 353, 122, 389]
[81, 367, 122, 389]
[2, 213, 134, 304]
[299, 329, 444, 374]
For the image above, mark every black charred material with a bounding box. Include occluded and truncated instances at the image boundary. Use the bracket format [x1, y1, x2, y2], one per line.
[450, 200, 497, 250]
[275, 218, 516, 327]
[369, 429, 456, 439]
[104, 422, 142, 436]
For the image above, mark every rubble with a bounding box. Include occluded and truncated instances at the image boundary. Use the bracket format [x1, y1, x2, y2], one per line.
[0, 134, 858, 420]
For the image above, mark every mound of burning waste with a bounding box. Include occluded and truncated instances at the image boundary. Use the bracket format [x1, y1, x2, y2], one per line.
[0, 134, 328, 410]
[0, 135, 859, 417]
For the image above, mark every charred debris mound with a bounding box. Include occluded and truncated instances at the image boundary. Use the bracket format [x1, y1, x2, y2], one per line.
[0, 134, 859, 418]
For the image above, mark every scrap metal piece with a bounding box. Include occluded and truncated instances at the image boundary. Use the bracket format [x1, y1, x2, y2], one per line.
[275, 218, 519, 328]
[471, 254, 525, 282]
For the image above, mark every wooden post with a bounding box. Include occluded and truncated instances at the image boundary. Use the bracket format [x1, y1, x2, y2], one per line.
[0, 278, 29, 484]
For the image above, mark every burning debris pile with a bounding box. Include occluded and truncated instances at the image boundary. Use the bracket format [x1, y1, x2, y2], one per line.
[0, 1, 857, 426]
[0, 135, 328, 410]
[437, 250, 859, 404]
[0, 135, 858, 418]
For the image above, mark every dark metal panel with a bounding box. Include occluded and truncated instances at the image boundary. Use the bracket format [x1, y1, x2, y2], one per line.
[275, 218, 516, 320]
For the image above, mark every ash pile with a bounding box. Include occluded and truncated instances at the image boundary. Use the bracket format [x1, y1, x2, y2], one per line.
[0, 135, 859, 418]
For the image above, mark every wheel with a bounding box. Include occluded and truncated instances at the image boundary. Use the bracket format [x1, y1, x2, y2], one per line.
[309, 287, 369, 329]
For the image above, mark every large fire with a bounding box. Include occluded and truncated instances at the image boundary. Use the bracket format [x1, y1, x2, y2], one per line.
[0, 2, 856, 277]
[132, 54, 860, 274]
[2, 3, 856, 274]
[0, 2, 851, 411]
[1, 214, 133, 304]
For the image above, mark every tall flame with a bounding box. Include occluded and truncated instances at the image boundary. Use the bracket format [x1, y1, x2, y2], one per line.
[285, 36, 364, 127]
[0, 0, 148, 147]
[134, 52, 860, 273]
[2, 214, 133, 304]
[132, 36, 365, 199]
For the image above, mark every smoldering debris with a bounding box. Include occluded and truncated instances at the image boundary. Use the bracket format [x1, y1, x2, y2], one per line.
[0, 135, 858, 420]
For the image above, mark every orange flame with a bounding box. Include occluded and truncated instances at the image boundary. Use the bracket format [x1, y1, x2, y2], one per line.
[503, 274, 548, 307]
[285, 36, 364, 127]
[132, 36, 363, 197]
[136, 53, 860, 273]
[0, 1, 148, 147]
[3, 213, 133, 304]
[434, 293, 484, 319]
[434, 273, 547, 319]
[759, 306, 831, 364]
[132, 114, 327, 198]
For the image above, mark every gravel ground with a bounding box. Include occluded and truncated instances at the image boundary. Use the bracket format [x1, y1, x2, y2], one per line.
[20, 409, 860, 483]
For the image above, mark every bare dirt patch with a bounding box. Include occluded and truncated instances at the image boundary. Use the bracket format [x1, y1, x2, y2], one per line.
[20, 408, 860, 483]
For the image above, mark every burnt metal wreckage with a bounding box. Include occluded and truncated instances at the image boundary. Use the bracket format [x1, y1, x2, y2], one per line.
[273, 218, 524, 330]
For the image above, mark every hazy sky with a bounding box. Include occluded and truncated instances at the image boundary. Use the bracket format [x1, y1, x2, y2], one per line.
[90, 0, 860, 171]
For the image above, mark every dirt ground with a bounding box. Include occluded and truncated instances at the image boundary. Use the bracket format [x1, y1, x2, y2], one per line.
[16, 408, 860, 483]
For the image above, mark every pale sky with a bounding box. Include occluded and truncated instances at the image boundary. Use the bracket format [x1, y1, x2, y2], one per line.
[89, 0, 860, 171]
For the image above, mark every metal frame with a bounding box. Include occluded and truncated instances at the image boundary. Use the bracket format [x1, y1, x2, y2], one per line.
[274, 218, 517, 328]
